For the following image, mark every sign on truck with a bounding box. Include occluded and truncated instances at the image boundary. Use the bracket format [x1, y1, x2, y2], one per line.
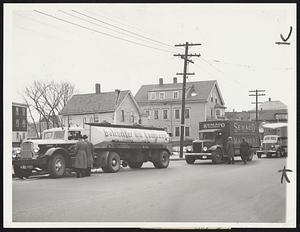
[185, 120, 260, 164]
[12, 123, 172, 179]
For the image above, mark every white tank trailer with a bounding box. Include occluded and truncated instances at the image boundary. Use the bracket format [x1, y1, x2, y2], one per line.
[84, 123, 172, 173]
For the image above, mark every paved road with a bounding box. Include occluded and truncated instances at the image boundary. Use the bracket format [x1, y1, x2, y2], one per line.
[12, 157, 286, 222]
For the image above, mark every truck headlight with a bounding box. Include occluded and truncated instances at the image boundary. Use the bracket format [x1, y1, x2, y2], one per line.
[186, 146, 192, 152]
[33, 147, 40, 153]
[203, 146, 207, 152]
[16, 149, 21, 154]
[271, 145, 275, 149]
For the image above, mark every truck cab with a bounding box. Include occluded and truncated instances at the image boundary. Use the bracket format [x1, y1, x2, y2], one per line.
[13, 127, 84, 179]
[186, 128, 226, 164]
[256, 135, 287, 158]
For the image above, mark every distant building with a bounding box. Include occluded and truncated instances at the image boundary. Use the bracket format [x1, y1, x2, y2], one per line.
[135, 78, 226, 143]
[249, 98, 287, 122]
[225, 98, 287, 123]
[60, 84, 142, 128]
[225, 110, 251, 121]
[12, 102, 28, 147]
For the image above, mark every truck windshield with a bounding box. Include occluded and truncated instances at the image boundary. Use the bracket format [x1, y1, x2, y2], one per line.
[43, 131, 65, 140]
[199, 132, 216, 140]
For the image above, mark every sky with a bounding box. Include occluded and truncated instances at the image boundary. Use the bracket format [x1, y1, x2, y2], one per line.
[5, 3, 296, 112]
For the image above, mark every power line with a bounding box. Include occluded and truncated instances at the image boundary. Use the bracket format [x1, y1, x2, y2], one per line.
[249, 90, 266, 121]
[34, 10, 176, 54]
[59, 10, 179, 53]
[71, 10, 177, 50]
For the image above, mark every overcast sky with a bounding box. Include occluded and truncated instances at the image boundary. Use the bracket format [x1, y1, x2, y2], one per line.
[5, 3, 296, 112]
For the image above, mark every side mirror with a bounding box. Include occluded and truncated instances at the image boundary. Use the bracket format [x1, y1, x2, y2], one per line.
[168, 133, 173, 137]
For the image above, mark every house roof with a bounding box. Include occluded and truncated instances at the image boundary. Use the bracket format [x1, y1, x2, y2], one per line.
[135, 80, 224, 105]
[60, 90, 130, 115]
[250, 100, 287, 111]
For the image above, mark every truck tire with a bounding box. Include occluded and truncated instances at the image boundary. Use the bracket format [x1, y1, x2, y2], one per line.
[13, 165, 31, 179]
[185, 156, 195, 164]
[212, 149, 222, 164]
[102, 152, 121, 173]
[48, 153, 66, 178]
[153, 150, 170, 168]
[127, 161, 143, 169]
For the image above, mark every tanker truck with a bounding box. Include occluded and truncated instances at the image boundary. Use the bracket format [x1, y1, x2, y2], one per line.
[12, 123, 172, 179]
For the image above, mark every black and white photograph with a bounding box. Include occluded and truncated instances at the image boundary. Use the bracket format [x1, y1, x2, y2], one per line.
[3, 3, 296, 229]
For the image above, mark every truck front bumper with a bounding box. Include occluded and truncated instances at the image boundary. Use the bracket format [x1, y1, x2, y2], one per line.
[185, 153, 212, 160]
[12, 157, 47, 169]
[256, 150, 277, 155]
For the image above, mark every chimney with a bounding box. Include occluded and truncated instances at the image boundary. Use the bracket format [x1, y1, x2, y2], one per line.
[173, 77, 177, 84]
[159, 78, 163, 85]
[269, 98, 271, 102]
[95, 83, 101, 94]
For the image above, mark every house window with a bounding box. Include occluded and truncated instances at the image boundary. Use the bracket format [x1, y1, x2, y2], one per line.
[145, 110, 150, 119]
[215, 98, 217, 104]
[16, 132, 19, 139]
[22, 108, 26, 116]
[16, 119, 19, 128]
[173, 91, 179, 99]
[163, 109, 168, 119]
[150, 92, 156, 100]
[175, 127, 180, 137]
[131, 112, 134, 123]
[15, 107, 19, 116]
[211, 97, 213, 102]
[23, 132, 26, 139]
[211, 108, 213, 118]
[154, 110, 159, 120]
[175, 109, 180, 119]
[22, 119, 26, 128]
[121, 110, 125, 122]
[185, 108, 190, 119]
[185, 127, 190, 136]
[94, 114, 99, 123]
[159, 92, 165, 100]
[216, 109, 220, 116]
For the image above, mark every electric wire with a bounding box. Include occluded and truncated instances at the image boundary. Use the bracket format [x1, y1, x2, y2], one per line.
[34, 10, 176, 54]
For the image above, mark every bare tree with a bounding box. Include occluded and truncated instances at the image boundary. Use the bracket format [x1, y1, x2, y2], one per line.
[23, 80, 76, 132]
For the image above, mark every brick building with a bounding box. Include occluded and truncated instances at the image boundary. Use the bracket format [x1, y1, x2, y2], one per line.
[12, 102, 28, 147]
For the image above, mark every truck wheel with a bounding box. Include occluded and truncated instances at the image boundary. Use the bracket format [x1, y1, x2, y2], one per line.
[185, 156, 195, 164]
[212, 149, 222, 164]
[128, 161, 143, 169]
[48, 153, 66, 178]
[13, 165, 31, 179]
[102, 152, 120, 173]
[153, 150, 170, 168]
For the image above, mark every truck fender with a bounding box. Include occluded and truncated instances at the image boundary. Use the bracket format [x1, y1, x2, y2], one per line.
[94, 151, 110, 167]
[208, 145, 222, 152]
[41, 147, 71, 167]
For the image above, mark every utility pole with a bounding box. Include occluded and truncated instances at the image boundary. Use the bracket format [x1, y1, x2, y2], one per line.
[174, 42, 201, 158]
[249, 89, 266, 121]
